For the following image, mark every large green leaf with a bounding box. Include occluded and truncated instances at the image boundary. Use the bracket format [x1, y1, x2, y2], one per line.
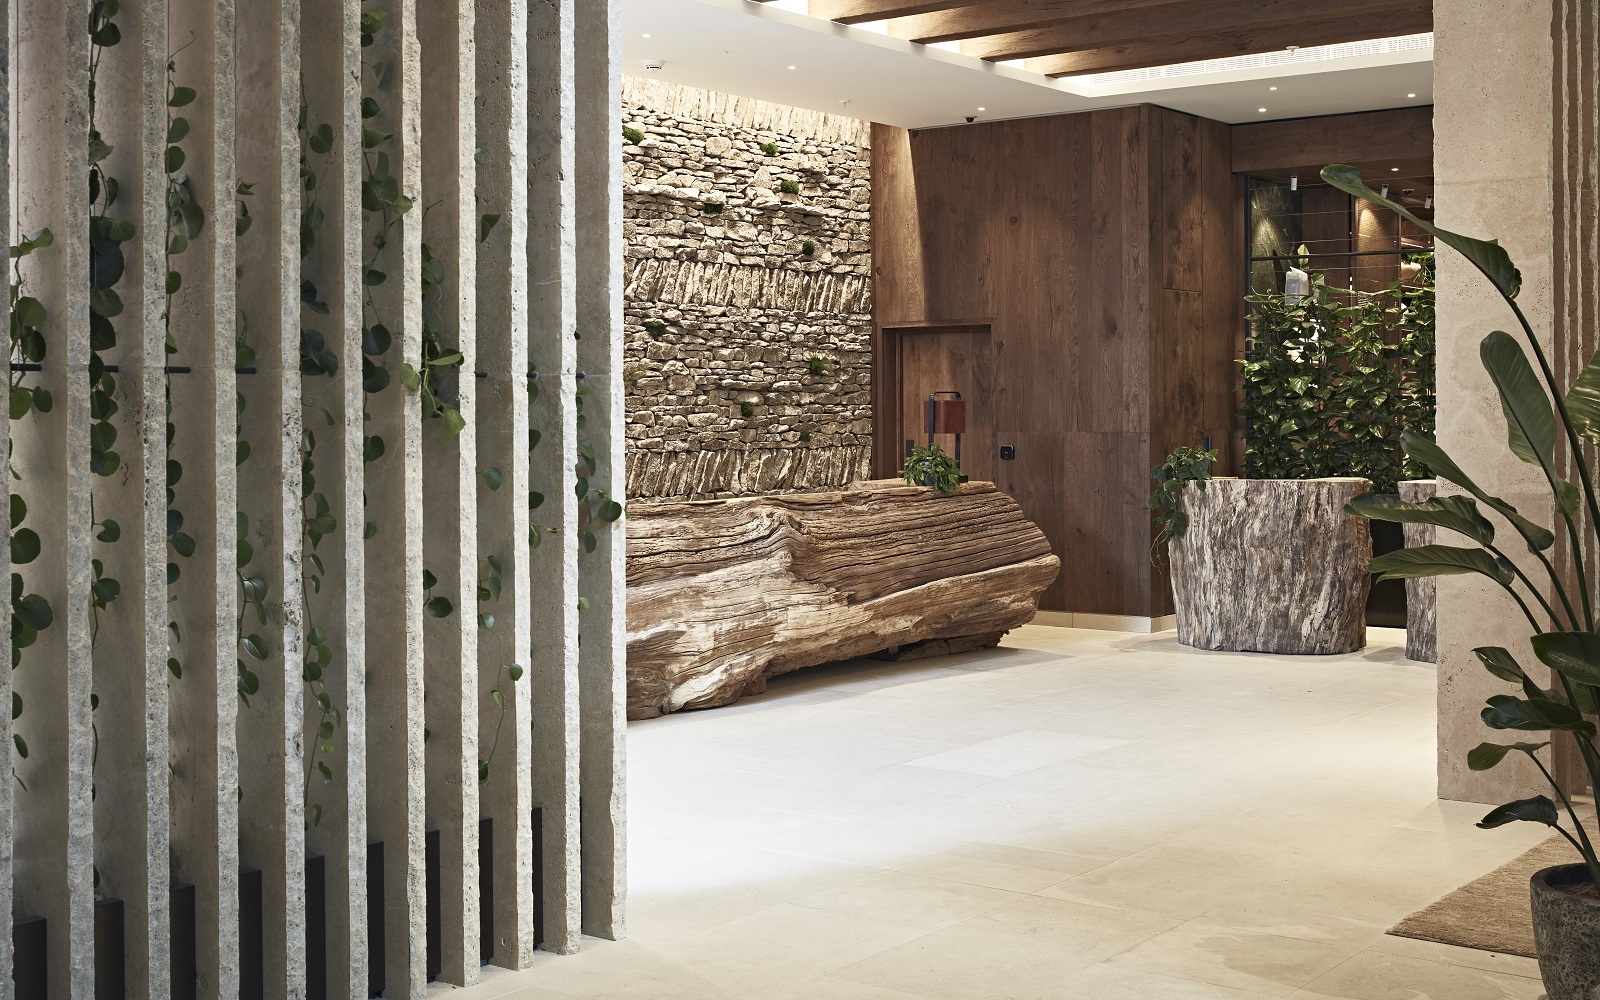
[1480, 331, 1580, 514]
[1345, 494, 1494, 546]
[1369, 545, 1514, 586]
[1531, 631, 1600, 687]
[1402, 430, 1555, 551]
[1477, 796, 1560, 830]
[1323, 165, 1522, 300]
[1473, 646, 1529, 684]
[1467, 741, 1550, 771]
[1565, 346, 1600, 445]
[1482, 693, 1596, 736]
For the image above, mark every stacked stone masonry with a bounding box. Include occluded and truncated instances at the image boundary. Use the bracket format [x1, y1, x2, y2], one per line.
[622, 77, 873, 499]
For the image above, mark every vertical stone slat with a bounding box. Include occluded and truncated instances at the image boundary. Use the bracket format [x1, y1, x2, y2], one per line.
[86, 0, 170, 995]
[234, 0, 306, 994]
[362, 0, 428, 993]
[574, 0, 627, 939]
[527, 0, 583, 955]
[417, 0, 479, 984]
[11, 0, 95, 995]
[0, 3, 13, 994]
[164, 0, 242, 994]
[299, 1, 368, 994]
[475, 0, 535, 967]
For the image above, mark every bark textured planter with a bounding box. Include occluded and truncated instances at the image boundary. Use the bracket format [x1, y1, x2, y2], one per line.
[626, 481, 1060, 719]
[1531, 863, 1600, 1000]
[1169, 478, 1373, 654]
[1399, 479, 1438, 662]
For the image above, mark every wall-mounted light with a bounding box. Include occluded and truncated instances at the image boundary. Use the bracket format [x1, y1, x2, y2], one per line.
[1380, 184, 1389, 198]
[1290, 175, 1298, 191]
[1425, 195, 1434, 209]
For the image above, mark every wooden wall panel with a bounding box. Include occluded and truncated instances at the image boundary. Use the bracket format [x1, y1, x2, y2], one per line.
[871, 106, 1236, 619]
[1230, 106, 1434, 177]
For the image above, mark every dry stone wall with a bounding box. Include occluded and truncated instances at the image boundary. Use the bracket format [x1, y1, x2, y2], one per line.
[622, 77, 873, 499]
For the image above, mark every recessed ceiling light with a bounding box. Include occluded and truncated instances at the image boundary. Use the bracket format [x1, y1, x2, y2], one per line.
[787, 65, 797, 70]
[1258, 107, 1268, 113]
[977, 106, 986, 111]
[642, 33, 652, 38]
[1391, 167, 1400, 172]
[1408, 92, 1417, 98]
[1269, 86, 1278, 91]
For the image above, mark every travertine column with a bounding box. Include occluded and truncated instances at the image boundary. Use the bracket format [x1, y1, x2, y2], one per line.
[1433, 0, 1573, 802]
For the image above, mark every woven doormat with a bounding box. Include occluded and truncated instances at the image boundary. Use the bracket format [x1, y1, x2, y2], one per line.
[1389, 837, 1576, 958]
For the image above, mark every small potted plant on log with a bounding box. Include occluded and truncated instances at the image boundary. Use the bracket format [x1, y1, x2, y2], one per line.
[1326, 163, 1600, 1000]
[901, 442, 962, 494]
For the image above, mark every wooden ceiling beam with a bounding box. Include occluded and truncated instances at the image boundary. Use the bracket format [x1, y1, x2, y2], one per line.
[781, 0, 981, 23]
[962, 0, 1430, 62]
[1022, 6, 1434, 76]
[889, 0, 1180, 44]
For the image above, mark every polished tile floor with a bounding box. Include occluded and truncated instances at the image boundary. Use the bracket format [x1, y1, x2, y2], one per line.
[459, 625, 1554, 1000]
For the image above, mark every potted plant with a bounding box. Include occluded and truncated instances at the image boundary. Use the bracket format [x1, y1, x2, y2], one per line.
[1326, 163, 1600, 1000]
[901, 442, 962, 494]
[1152, 444, 1373, 655]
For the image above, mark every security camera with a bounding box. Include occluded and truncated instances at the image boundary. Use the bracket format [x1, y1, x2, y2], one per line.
[645, 59, 663, 73]
[965, 115, 976, 123]
[1402, 188, 1415, 196]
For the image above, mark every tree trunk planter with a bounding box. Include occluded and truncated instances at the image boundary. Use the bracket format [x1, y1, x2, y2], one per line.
[625, 481, 1060, 719]
[1169, 478, 1373, 654]
[1398, 479, 1438, 662]
[1531, 864, 1600, 1000]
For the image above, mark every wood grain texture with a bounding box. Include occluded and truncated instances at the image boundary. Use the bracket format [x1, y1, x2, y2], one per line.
[1231, 107, 1435, 177]
[625, 481, 1060, 719]
[1398, 479, 1437, 663]
[1169, 478, 1373, 654]
[872, 108, 1237, 618]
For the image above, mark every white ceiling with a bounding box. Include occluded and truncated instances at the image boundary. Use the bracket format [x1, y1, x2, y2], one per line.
[620, 0, 1435, 129]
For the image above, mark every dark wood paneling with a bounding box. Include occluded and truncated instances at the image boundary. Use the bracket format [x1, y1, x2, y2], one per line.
[897, 328, 997, 483]
[872, 106, 1236, 617]
[1231, 107, 1434, 176]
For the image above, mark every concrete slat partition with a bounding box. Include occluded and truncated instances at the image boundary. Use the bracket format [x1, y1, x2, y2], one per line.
[4, 0, 622, 994]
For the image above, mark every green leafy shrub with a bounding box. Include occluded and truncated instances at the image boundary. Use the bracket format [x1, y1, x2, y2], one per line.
[622, 126, 645, 145]
[780, 179, 800, 195]
[901, 443, 962, 494]
[759, 141, 779, 155]
[643, 319, 667, 340]
[1149, 445, 1218, 560]
[798, 430, 812, 443]
[806, 355, 835, 377]
[1240, 252, 1435, 493]
[702, 202, 724, 215]
[740, 401, 755, 419]
[801, 240, 815, 256]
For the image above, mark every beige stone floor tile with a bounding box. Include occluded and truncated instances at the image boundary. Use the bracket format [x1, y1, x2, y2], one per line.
[1293, 949, 1546, 999]
[646, 903, 928, 995]
[830, 895, 1182, 1000]
[894, 840, 1108, 893]
[754, 976, 939, 1000]
[1075, 726, 1289, 771]
[1363, 935, 1542, 978]
[1099, 920, 1367, 996]
[903, 730, 1131, 777]
[792, 868, 1022, 930]
[1023, 964, 1289, 999]
[628, 848, 877, 941]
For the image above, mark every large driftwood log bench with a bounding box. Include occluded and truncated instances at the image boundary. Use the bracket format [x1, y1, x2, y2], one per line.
[626, 481, 1061, 719]
[1169, 477, 1373, 655]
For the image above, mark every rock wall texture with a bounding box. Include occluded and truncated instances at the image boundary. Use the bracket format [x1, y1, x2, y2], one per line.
[621, 77, 873, 500]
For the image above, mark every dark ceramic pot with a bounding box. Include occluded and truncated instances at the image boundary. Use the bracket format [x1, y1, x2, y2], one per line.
[1531, 863, 1600, 1000]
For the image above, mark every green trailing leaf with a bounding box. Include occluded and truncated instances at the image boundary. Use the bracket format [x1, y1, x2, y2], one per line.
[426, 596, 454, 619]
[1474, 646, 1529, 684]
[1344, 494, 1494, 546]
[1468, 741, 1550, 771]
[482, 466, 503, 491]
[1323, 165, 1522, 300]
[1477, 796, 1560, 830]
[1368, 545, 1514, 586]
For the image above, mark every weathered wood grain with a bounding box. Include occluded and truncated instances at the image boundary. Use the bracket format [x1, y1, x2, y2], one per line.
[1399, 480, 1438, 663]
[1169, 478, 1373, 655]
[626, 481, 1060, 718]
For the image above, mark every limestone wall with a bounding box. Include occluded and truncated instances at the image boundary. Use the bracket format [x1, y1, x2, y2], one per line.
[621, 77, 873, 499]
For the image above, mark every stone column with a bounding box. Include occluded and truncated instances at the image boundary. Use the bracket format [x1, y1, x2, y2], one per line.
[1433, 0, 1597, 802]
